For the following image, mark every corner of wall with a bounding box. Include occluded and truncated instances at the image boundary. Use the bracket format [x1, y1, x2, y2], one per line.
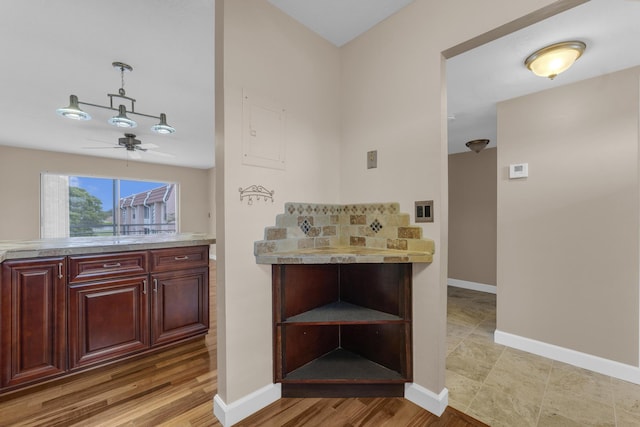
[404, 383, 448, 417]
[213, 383, 281, 427]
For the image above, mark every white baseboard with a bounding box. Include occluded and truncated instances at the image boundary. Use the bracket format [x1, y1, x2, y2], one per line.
[213, 383, 281, 426]
[495, 330, 640, 385]
[404, 383, 448, 417]
[448, 278, 496, 294]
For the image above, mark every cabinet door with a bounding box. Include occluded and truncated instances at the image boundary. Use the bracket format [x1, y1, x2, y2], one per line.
[1, 258, 66, 388]
[68, 275, 149, 369]
[150, 267, 209, 346]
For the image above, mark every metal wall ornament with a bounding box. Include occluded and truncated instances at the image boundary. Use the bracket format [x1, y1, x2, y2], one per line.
[239, 185, 275, 205]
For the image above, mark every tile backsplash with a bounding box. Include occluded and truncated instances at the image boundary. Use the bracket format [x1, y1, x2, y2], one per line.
[254, 202, 435, 258]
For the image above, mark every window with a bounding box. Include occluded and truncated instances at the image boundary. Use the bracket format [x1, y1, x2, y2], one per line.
[41, 174, 178, 238]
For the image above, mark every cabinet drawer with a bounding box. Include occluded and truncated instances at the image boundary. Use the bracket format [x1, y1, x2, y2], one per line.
[68, 251, 148, 283]
[149, 246, 209, 272]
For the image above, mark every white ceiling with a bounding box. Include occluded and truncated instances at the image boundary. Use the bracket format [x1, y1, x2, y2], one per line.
[267, 0, 415, 47]
[1, 0, 639, 169]
[447, 0, 640, 153]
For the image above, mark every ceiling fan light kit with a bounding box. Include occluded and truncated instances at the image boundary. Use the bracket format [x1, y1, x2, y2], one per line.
[524, 40, 586, 80]
[56, 62, 176, 134]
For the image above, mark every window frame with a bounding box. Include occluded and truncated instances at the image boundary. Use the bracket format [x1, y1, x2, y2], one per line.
[40, 173, 179, 238]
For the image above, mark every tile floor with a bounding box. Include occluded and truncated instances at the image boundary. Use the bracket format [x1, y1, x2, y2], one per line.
[446, 286, 640, 427]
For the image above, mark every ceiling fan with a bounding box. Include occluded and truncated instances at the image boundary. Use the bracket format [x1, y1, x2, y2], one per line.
[84, 133, 173, 159]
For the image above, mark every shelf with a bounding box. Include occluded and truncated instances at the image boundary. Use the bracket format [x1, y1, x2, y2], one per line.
[284, 301, 402, 324]
[283, 348, 405, 382]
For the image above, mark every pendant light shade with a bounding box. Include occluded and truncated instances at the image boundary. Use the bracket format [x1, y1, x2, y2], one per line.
[56, 95, 91, 120]
[151, 113, 176, 134]
[108, 105, 137, 128]
[525, 41, 586, 80]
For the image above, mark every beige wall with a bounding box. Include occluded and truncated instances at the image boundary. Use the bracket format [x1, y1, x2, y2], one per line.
[448, 148, 497, 286]
[216, 0, 583, 413]
[0, 145, 212, 240]
[497, 66, 640, 365]
[338, 0, 561, 394]
[218, 0, 342, 403]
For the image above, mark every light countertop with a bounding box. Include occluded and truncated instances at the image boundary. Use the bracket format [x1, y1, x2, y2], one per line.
[0, 233, 216, 262]
[255, 246, 433, 264]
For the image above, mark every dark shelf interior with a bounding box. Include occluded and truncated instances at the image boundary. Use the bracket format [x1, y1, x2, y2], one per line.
[283, 348, 404, 382]
[284, 301, 402, 323]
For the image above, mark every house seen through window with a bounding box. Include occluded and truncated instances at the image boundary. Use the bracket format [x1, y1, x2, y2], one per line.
[41, 174, 178, 238]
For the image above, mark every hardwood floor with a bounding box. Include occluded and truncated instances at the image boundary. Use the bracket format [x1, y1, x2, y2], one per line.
[0, 261, 486, 426]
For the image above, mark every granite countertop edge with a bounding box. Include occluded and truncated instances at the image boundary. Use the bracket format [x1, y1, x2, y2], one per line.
[256, 250, 433, 265]
[0, 233, 216, 262]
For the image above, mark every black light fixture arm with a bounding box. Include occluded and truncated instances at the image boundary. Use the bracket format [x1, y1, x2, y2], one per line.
[56, 61, 175, 134]
[76, 98, 163, 120]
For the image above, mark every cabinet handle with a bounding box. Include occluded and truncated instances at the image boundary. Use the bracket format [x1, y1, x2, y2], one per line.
[58, 262, 63, 279]
[143, 279, 147, 295]
[103, 262, 122, 268]
[153, 278, 158, 293]
[174, 255, 189, 261]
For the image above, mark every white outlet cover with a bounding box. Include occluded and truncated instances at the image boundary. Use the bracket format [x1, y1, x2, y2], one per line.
[509, 163, 528, 179]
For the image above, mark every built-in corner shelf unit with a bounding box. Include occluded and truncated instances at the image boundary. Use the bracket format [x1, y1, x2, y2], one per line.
[255, 202, 435, 398]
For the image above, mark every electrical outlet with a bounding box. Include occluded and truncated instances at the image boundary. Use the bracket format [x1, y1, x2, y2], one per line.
[367, 150, 377, 169]
[415, 200, 433, 223]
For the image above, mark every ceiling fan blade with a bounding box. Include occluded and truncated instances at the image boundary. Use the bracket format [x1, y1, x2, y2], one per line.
[138, 143, 159, 149]
[82, 146, 123, 149]
[146, 150, 175, 158]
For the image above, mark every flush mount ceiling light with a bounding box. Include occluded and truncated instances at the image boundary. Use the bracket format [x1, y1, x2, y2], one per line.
[57, 62, 176, 134]
[524, 41, 586, 80]
[465, 139, 489, 153]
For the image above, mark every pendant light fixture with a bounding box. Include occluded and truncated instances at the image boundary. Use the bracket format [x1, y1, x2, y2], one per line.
[56, 62, 176, 134]
[524, 41, 586, 80]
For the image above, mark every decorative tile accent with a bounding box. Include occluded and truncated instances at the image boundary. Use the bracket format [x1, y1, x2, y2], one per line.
[350, 215, 367, 225]
[307, 227, 321, 237]
[370, 219, 383, 234]
[315, 237, 330, 247]
[298, 238, 314, 249]
[255, 202, 435, 264]
[266, 228, 287, 240]
[350, 236, 366, 247]
[398, 227, 421, 239]
[322, 226, 337, 236]
[387, 239, 408, 251]
[300, 219, 312, 235]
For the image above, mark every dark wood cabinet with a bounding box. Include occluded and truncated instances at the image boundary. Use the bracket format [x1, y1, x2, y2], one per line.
[1, 258, 67, 388]
[0, 245, 210, 394]
[150, 267, 209, 346]
[68, 275, 150, 369]
[273, 263, 412, 398]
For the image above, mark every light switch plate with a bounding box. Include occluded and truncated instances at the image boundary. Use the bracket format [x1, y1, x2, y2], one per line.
[415, 200, 433, 223]
[367, 150, 377, 169]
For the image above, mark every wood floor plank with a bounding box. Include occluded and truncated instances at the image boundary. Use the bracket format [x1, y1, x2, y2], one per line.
[0, 261, 486, 427]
